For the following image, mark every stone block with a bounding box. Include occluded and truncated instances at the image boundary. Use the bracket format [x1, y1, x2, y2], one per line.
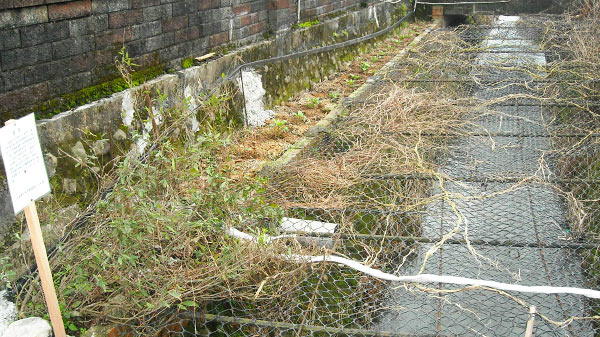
[269, 0, 290, 10]
[233, 3, 251, 15]
[131, 21, 162, 40]
[1, 69, 24, 91]
[251, 1, 268, 12]
[172, 0, 197, 16]
[51, 52, 93, 79]
[48, 0, 92, 21]
[0, 29, 20, 50]
[21, 21, 70, 47]
[162, 15, 188, 32]
[209, 18, 230, 34]
[248, 21, 265, 35]
[209, 31, 229, 47]
[236, 14, 252, 28]
[188, 13, 202, 28]
[91, 0, 129, 13]
[124, 39, 145, 57]
[144, 32, 175, 53]
[199, 0, 221, 10]
[108, 8, 143, 28]
[175, 25, 200, 43]
[69, 13, 109, 36]
[95, 27, 132, 48]
[0, 6, 48, 29]
[48, 71, 91, 97]
[52, 35, 94, 59]
[1, 43, 52, 70]
[131, 0, 161, 8]
[0, 0, 49, 10]
[24, 60, 60, 85]
[212, 7, 232, 20]
[143, 4, 172, 22]
[20, 25, 47, 48]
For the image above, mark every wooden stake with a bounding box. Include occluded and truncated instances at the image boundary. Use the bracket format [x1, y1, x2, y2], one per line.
[3, 119, 65, 336]
[23, 202, 67, 337]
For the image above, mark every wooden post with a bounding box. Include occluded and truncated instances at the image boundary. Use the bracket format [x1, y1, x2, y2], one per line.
[4, 119, 66, 337]
[23, 202, 66, 337]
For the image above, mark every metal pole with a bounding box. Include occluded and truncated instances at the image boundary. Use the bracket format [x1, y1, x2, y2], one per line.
[239, 70, 249, 127]
[524, 306, 536, 337]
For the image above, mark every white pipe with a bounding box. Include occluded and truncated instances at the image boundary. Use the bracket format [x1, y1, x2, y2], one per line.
[227, 227, 600, 300]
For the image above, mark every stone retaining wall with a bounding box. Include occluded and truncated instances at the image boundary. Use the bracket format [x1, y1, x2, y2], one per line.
[0, 0, 375, 120]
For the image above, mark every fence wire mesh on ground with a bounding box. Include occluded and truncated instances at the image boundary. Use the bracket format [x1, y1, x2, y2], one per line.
[139, 12, 600, 337]
[16, 9, 600, 337]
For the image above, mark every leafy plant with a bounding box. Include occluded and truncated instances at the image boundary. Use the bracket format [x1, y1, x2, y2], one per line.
[115, 46, 139, 89]
[181, 57, 194, 69]
[349, 74, 360, 80]
[294, 110, 307, 122]
[269, 119, 289, 137]
[360, 62, 371, 72]
[307, 97, 321, 108]
[298, 19, 320, 29]
[0, 256, 15, 289]
[329, 91, 340, 101]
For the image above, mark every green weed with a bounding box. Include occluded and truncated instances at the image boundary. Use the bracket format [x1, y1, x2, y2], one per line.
[269, 119, 289, 137]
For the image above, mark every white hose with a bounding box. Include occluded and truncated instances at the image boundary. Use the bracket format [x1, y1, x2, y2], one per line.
[228, 227, 600, 300]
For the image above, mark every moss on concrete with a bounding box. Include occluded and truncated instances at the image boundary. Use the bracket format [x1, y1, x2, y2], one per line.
[22, 65, 165, 122]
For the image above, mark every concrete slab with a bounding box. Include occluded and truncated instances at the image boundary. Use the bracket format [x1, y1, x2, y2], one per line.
[442, 135, 553, 179]
[422, 181, 566, 244]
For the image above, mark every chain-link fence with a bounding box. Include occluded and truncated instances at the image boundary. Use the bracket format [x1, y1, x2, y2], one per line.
[115, 12, 600, 336]
[164, 13, 600, 336]
[16, 9, 600, 337]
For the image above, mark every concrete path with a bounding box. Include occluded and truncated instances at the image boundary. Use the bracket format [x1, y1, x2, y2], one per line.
[378, 16, 594, 336]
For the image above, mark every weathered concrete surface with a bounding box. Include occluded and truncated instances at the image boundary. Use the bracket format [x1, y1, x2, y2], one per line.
[378, 16, 593, 336]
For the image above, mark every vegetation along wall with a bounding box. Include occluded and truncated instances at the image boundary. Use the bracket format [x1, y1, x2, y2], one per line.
[0, 0, 375, 121]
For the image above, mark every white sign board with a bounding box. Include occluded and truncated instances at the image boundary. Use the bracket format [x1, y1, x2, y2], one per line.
[0, 113, 51, 214]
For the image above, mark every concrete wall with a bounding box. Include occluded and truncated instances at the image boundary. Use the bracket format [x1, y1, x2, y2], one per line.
[0, 0, 372, 120]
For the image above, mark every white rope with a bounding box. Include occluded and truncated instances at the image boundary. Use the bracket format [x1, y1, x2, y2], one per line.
[228, 227, 600, 300]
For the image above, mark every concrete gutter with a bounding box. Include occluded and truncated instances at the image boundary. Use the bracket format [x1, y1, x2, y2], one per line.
[262, 24, 437, 174]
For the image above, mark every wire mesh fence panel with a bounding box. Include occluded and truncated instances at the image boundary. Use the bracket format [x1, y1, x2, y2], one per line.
[84, 11, 600, 337]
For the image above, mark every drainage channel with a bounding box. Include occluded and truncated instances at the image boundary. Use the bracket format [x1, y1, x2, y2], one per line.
[375, 16, 594, 336]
